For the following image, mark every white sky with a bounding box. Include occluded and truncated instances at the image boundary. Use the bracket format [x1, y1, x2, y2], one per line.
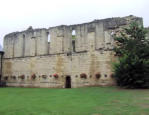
[0, 0, 149, 47]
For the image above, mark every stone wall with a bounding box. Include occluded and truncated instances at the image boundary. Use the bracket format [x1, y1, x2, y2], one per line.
[3, 51, 116, 88]
[2, 15, 143, 88]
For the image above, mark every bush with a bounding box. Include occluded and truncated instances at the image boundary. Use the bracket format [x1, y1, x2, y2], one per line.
[113, 22, 149, 88]
[31, 74, 36, 80]
[80, 73, 87, 79]
[95, 73, 101, 79]
[114, 54, 149, 88]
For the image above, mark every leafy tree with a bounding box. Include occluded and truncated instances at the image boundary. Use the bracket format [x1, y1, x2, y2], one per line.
[113, 22, 149, 88]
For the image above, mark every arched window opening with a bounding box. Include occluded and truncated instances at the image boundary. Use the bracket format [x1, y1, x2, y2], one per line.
[47, 32, 51, 43]
[72, 30, 76, 40]
[72, 30, 76, 52]
[22, 34, 25, 57]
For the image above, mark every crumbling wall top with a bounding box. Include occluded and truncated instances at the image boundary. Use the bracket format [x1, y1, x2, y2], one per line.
[48, 15, 142, 31]
[4, 27, 47, 39]
[3, 15, 143, 59]
[5, 15, 142, 39]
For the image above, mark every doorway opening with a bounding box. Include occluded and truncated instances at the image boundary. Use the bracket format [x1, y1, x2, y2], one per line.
[65, 76, 71, 88]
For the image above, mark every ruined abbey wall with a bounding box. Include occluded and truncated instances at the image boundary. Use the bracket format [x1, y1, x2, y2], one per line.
[2, 15, 143, 88]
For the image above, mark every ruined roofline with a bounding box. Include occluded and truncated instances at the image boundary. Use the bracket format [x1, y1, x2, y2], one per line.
[4, 15, 142, 38]
[49, 15, 142, 29]
[4, 27, 47, 38]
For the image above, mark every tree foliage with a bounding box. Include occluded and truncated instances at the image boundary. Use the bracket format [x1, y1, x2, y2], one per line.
[113, 22, 149, 88]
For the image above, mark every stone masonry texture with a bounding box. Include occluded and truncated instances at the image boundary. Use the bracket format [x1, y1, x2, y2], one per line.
[2, 15, 145, 88]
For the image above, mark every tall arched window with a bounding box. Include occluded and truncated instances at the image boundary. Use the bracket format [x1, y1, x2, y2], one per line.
[72, 30, 76, 52]
[48, 33, 51, 43]
[72, 30, 76, 40]
[22, 34, 25, 57]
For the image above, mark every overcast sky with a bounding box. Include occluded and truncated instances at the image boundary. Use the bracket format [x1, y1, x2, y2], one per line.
[0, 0, 149, 47]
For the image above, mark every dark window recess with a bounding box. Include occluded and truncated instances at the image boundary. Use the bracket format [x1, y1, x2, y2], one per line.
[22, 34, 25, 57]
[72, 40, 75, 52]
[67, 52, 72, 56]
[4, 77, 8, 80]
[23, 34, 25, 38]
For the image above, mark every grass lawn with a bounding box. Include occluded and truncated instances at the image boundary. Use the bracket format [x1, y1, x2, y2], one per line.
[0, 87, 149, 115]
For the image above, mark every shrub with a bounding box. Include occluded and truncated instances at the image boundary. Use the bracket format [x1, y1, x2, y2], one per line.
[42, 75, 47, 79]
[53, 74, 58, 78]
[19, 75, 25, 80]
[31, 74, 36, 80]
[95, 73, 101, 79]
[110, 73, 114, 78]
[80, 73, 87, 79]
[113, 22, 149, 88]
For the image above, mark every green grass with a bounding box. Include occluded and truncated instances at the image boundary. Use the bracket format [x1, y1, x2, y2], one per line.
[0, 87, 149, 115]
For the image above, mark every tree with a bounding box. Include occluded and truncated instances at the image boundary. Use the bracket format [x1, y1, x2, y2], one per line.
[113, 22, 149, 88]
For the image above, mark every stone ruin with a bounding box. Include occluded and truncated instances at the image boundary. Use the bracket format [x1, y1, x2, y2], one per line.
[1, 15, 146, 88]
